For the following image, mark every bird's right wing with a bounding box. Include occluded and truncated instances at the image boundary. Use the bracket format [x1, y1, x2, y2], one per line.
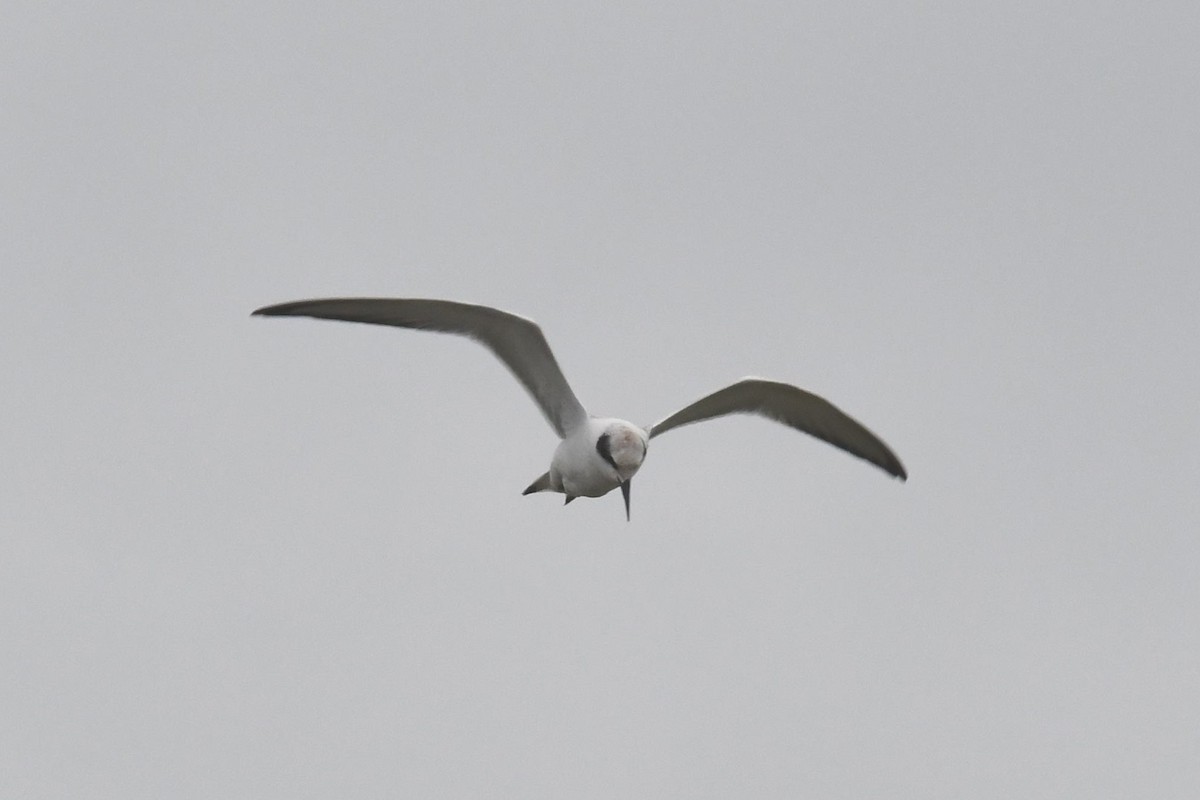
[253, 298, 589, 438]
[648, 377, 907, 480]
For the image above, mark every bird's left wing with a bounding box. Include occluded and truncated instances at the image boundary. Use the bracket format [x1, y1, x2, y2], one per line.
[252, 298, 589, 438]
[647, 377, 907, 480]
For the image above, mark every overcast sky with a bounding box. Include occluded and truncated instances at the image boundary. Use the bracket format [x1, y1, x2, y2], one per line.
[4, 2, 1198, 797]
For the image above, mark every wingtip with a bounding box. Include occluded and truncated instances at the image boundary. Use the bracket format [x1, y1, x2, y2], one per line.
[251, 303, 288, 317]
[252, 299, 320, 317]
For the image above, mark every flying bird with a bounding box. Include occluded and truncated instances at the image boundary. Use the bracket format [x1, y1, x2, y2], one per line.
[252, 298, 906, 519]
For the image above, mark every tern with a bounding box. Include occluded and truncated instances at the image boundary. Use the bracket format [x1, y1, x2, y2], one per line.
[253, 298, 906, 519]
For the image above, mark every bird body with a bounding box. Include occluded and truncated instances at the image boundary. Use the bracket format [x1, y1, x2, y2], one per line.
[548, 418, 647, 498]
[253, 297, 905, 520]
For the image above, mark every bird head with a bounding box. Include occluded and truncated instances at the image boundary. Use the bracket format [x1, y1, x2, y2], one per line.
[596, 421, 648, 482]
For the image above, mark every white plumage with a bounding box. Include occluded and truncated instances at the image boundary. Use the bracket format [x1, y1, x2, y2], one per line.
[253, 298, 906, 520]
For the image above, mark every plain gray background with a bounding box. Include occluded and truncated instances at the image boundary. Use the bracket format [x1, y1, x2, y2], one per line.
[4, 2, 1198, 797]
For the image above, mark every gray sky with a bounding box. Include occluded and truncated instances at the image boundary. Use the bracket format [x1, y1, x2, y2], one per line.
[4, 2, 1198, 797]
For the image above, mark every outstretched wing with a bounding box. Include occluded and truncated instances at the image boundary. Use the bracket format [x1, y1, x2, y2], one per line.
[648, 377, 906, 480]
[253, 298, 589, 438]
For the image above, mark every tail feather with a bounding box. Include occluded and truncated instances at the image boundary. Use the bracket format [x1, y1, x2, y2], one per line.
[522, 472, 552, 495]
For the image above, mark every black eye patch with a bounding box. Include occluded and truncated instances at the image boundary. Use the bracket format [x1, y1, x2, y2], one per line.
[595, 432, 619, 471]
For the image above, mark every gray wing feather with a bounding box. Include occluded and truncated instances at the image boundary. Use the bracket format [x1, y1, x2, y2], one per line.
[648, 377, 906, 480]
[253, 298, 588, 438]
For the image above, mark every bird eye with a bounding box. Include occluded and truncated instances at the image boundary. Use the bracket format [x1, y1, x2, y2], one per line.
[595, 433, 618, 470]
